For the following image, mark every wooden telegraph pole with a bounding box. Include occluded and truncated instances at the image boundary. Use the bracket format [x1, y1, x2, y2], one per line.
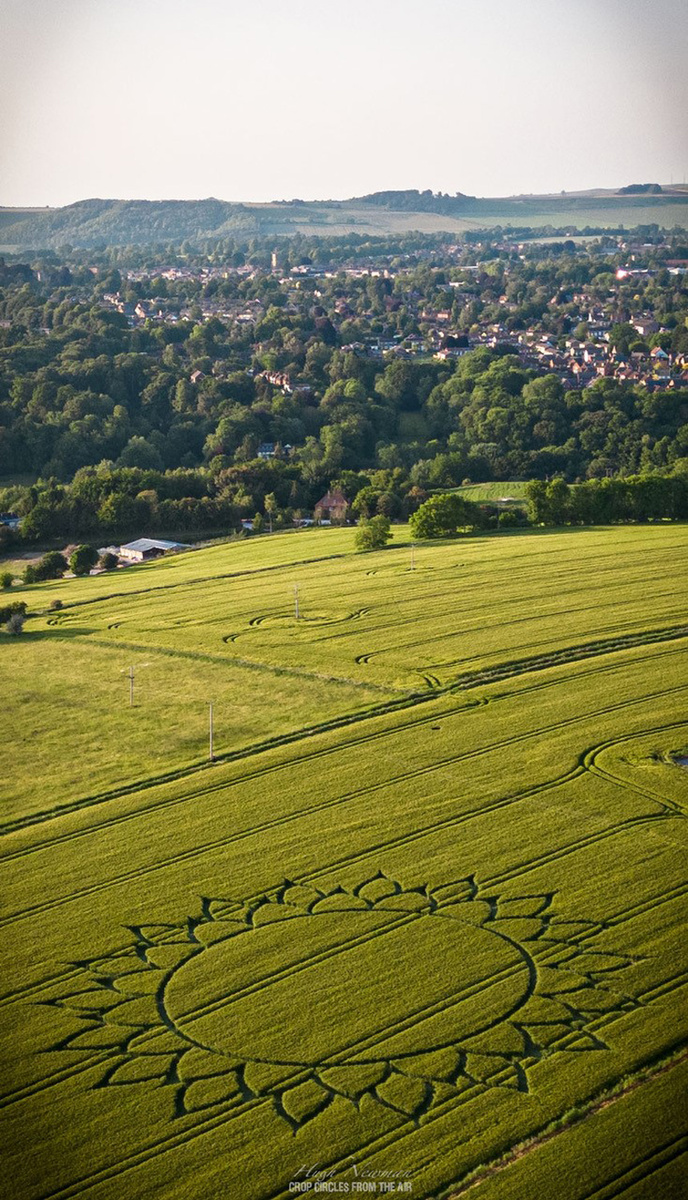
[121, 662, 149, 707]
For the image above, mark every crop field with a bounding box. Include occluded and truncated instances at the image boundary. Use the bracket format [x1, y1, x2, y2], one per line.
[1, 523, 686, 1200]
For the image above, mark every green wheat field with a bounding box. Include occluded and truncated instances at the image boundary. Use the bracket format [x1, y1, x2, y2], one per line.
[1, 523, 687, 1199]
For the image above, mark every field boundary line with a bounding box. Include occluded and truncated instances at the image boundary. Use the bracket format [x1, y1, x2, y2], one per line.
[82, 634, 400, 694]
[4, 641, 679, 865]
[282, 990, 688, 1200]
[4, 706, 685, 926]
[584, 729, 688, 815]
[261, 1038, 688, 1200]
[0, 766, 584, 928]
[3, 624, 684, 840]
[39, 547, 353, 614]
[352, 597, 681, 667]
[441, 1049, 688, 1200]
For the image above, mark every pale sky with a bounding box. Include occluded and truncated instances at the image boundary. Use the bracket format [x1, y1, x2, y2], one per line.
[1, 0, 686, 207]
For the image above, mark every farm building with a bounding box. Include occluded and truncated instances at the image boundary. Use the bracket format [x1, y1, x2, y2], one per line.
[314, 488, 349, 524]
[118, 538, 191, 562]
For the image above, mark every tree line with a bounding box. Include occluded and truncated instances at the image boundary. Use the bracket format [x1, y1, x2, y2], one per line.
[525, 471, 688, 525]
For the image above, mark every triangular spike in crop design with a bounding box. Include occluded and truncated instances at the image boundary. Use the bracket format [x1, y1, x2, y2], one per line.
[41, 873, 641, 1131]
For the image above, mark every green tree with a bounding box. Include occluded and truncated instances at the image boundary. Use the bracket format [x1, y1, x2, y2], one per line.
[0, 572, 13, 589]
[0, 600, 26, 624]
[264, 492, 277, 533]
[34, 551, 68, 581]
[351, 487, 379, 520]
[354, 515, 392, 551]
[118, 436, 163, 471]
[100, 551, 119, 570]
[98, 492, 146, 531]
[608, 323, 637, 356]
[69, 544, 99, 576]
[526, 478, 571, 525]
[409, 493, 481, 538]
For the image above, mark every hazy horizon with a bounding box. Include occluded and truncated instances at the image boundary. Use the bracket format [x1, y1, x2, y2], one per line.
[1, 0, 687, 208]
[2, 181, 688, 212]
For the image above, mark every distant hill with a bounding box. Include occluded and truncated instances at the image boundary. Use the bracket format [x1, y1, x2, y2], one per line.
[351, 189, 476, 213]
[618, 183, 663, 195]
[1, 186, 687, 248]
[0, 198, 258, 248]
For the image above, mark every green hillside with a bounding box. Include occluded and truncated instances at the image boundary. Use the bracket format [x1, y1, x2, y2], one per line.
[451, 482, 530, 504]
[1, 523, 686, 1200]
[2, 187, 688, 247]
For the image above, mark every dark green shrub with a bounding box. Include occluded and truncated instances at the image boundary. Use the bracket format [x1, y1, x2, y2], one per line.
[34, 551, 68, 581]
[69, 544, 98, 576]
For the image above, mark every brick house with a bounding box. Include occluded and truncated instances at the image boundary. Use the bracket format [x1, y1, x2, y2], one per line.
[314, 488, 349, 524]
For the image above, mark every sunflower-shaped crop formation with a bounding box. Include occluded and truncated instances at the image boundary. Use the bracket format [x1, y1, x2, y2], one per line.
[46, 874, 639, 1131]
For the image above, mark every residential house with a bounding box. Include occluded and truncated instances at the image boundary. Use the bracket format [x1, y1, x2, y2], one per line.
[435, 346, 470, 361]
[632, 318, 659, 337]
[314, 489, 349, 524]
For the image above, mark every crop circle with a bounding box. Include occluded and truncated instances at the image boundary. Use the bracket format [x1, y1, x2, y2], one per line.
[163, 909, 530, 1066]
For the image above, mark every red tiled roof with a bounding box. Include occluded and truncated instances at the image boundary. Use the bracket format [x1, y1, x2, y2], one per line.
[315, 489, 348, 508]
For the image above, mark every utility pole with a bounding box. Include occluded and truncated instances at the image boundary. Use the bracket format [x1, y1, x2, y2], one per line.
[120, 662, 149, 708]
[294, 583, 300, 620]
[209, 702, 215, 762]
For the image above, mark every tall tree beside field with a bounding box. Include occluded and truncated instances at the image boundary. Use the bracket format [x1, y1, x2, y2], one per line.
[354, 515, 392, 551]
[409, 493, 482, 538]
[264, 492, 278, 533]
[526, 479, 571, 525]
[34, 551, 69, 581]
[69, 544, 99, 576]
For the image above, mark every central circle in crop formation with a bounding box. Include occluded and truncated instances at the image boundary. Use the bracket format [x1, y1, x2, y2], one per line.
[163, 909, 530, 1066]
